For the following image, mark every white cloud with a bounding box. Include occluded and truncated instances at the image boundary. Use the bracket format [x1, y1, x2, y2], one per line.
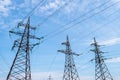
[39, 0, 65, 15]
[25, 0, 31, 7]
[100, 38, 120, 46]
[0, 17, 21, 31]
[0, 0, 14, 16]
[19, 0, 31, 8]
[0, 16, 8, 30]
[32, 0, 38, 5]
[18, 0, 65, 16]
[106, 57, 120, 63]
[64, 0, 89, 13]
[111, 0, 120, 8]
[112, 0, 120, 2]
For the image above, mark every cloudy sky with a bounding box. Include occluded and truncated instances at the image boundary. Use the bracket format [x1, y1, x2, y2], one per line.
[0, 0, 120, 80]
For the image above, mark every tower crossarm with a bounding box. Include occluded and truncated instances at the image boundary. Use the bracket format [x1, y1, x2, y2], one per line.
[9, 30, 44, 40]
[17, 21, 36, 30]
[9, 30, 23, 36]
[29, 35, 44, 40]
[58, 50, 80, 56]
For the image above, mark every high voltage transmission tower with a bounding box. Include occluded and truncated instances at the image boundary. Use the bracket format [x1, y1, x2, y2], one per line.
[6, 17, 43, 80]
[48, 75, 52, 80]
[58, 35, 80, 80]
[91, 38, 113, 80]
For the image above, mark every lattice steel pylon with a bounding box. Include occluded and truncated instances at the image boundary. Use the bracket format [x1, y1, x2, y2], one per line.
[6, 17, 43, 80]
[91, 37, 113, 80]
[48, 75, 52, 80]
[58, 35, 80, 80]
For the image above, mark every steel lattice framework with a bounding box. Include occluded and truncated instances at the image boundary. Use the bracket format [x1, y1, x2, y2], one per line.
[48, 75, 52, 80]
[58, 35, 80, 80]
[91, 38, 113, 80]
[6, 17, 43, 80]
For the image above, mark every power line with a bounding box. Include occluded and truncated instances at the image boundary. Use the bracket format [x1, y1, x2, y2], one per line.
[43, 0, 112, 37]
[36, 0, 74, 28]
[42, 0, 120, 42]
[73, 9, 120, 43]
[47, 52, 58, 74]
[65, 7, 120, 46]
[17, 0, 74, 36]
[51, 1, 120, 37]
[22, 0, 46, 21]
[77, 59, 93, 71]
[37, 1, 120, 73]
[40, 4, 120, 73]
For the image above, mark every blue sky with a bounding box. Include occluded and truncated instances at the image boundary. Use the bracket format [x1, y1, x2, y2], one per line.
[0, 0, 120, 80]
